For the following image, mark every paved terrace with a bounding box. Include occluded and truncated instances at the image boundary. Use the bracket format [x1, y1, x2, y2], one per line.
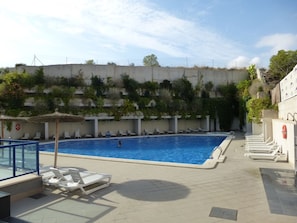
[10, 133, 297, 223]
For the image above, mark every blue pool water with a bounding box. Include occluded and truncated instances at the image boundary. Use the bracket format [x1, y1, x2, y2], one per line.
[40, 135, 226, 165]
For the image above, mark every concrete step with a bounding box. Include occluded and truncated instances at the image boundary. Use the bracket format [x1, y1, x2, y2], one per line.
[0, 174, 43, 202]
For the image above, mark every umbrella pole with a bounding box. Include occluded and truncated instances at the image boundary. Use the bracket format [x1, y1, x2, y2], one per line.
[1, 121, 3, 157]
[54, 119, 59, 168]
[1, 121, 4, 139]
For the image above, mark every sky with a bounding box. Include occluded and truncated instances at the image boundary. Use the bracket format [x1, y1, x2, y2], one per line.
[0, 0, 296, 69]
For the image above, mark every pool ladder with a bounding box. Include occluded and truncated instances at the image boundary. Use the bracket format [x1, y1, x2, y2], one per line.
[210, 146, 222, 159]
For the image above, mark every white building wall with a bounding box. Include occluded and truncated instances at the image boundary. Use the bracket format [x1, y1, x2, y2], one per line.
[280, 64, 297, 101]
[272, 119, 296, 169]
[274, 64, 297, 171]
[278, 96, 297, 121]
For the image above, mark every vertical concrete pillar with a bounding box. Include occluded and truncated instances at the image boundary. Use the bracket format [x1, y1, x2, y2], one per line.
[174, 116, 178, 134]
[94, 118, 98, 137]
[136, 118, 142, 135]
[44, 122, 49, 140]
[206, 115, 210, 131]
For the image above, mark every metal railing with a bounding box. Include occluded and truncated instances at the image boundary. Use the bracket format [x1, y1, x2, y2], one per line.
[210, 146, 223, 159]
[0, 139, 39, 181]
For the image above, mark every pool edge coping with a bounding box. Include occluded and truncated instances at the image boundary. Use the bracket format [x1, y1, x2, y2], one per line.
[39, 135, 233, 169]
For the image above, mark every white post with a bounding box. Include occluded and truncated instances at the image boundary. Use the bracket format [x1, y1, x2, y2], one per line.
[94, 118, 98, 137]
[174, 116, 178, 134]
[136, 118, 142, 135]
[206, 115, 210, 131]
[44, 122, 49, 140]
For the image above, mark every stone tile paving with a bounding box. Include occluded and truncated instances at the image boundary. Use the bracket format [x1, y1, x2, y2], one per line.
[260, 168, 297, 216]
[10, 133, 297, 223]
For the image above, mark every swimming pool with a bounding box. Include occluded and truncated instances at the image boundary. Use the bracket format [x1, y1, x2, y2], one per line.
[40, 135, 226, 165]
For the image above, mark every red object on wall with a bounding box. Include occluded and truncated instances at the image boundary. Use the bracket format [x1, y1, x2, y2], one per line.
[282, 125, 287, 139]
[15, 123, 21, 131]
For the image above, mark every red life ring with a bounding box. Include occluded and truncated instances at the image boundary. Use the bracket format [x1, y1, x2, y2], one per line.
[282, 125, 287, 139]
[15, 123, 21, 131]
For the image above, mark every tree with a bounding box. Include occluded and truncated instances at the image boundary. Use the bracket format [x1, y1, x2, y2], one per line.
[121, 74, 139, 102]
[85, 59, 95, 65]
[141, 81, 159, 97]
[91, 75, 106, 97]
[0, 72, 30, 109]
[159, 79, 172, 90]
[246, 97, 271, 123]
[269, 50, 297, 80]
[143, 54, 160, 66]
[247, 64, 257, 80]
[216, 83, 239, 130]
[199, 81, 213, 98]
[172, 76, 194, 103]
[237, 79, 252, 129]
[33, 67, 45, 86]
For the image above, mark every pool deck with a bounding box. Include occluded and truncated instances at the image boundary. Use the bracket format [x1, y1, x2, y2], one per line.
[9, 132, 297, 223]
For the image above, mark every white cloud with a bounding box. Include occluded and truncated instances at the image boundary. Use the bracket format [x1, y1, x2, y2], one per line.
[0, 0, 247, 67]
[227, 56, 249, 68]
[227, 56, 261, 68]
[256, 33, 297, 54]
[249, 57, 261, 66]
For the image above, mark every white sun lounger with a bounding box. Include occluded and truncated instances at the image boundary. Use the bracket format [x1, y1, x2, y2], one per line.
[143, 129, 153, 135]
[41, 167, 93, 185]
[245, 140, 276, 149]
[47, 168, 72, 186]
[127, 130, 136, 136]
[245, 139, 274, 147]
[41, 167, 71, 185]
[33, 132, 41, 140]
[244, 149, 287, 161]
[245, 136, 271, 143]
[154, 128, 164, 134]
[245, 144, 280, 153]
[198, 127, 208, 132]
[105, 131, 116, 137]
[21, 133, 30, 140]
[64, 131, 71, 139]
[75, 129, 81, 138]
[56, 168, 112, 195]
[118, 130, 127, 136]
[245, 133, 263, 139]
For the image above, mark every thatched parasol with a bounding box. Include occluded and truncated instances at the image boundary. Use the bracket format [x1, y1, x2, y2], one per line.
[0, 114, 28, 139]
[28, 109, 84, 167]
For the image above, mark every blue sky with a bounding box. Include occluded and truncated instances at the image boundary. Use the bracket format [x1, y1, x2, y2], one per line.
[1, 0, 296, 68]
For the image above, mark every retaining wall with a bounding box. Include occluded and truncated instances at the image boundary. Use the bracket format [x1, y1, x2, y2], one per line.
[14, 64, 248, 87]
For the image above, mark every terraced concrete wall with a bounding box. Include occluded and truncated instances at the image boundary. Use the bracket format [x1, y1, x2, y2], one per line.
[15, 64, 248, 87]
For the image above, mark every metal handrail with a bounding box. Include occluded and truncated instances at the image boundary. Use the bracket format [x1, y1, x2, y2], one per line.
[0, 139, 39, 181]
[210, 146, 222, 159]
[287, 112, 295, 121]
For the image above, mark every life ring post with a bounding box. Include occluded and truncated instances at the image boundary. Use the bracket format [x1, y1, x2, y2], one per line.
[282, 125, 287, 139]
[15, 123, 21, 131]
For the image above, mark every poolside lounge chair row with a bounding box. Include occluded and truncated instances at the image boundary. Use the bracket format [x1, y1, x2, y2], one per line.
[41, 167, 112, 195]
[53, 130, 93, 139]
[20, 132, 41, 140]
[244, 148, 287, 162]
[20, 131, 89, 140]
[97, 127, 208, 137]
[245, 133, 269, 142]
[20, 127, 207, 140]
[244, 134, 287, 162]
[245, 138, 277, 152]
[143, 128, 207, 135]
[98, 130, 137, 137]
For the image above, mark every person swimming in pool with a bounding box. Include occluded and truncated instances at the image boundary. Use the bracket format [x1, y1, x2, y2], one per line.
[117, 140, 122, 148]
